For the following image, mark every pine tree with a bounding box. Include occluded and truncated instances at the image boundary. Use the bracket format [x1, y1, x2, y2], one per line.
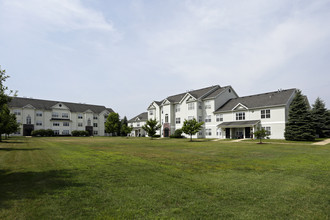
[120, 116, 128, 136]
[311, 97, 328, 138]
[285, 90, 315, 141]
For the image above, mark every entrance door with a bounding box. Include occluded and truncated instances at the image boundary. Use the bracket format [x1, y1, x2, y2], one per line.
[164, 128, 170, 137]
[245, 127, 251, 138]
[225, 128, 230, 139]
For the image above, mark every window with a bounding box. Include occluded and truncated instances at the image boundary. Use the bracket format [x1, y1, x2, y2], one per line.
[78, 114, 83, 119]
[216, 129, 221, 136]
[26, 115, 31, 125]
[262, 126, 271, 135]
[62, 130, 70, 135]
[216, 114, 223, 122]
[149, 110, 154, 115]
[204, 101, 211, 109]
[14, 109, 21, 115]
[165, 114, 169, 123]
[36, 121, 42, 126]
[52, 112, 59, 118]
[87, 119, 91, 126]
[63, 122, 69, 126]
[188, 102, 195, 110]
[175, 105, 180, 112]
[53, 122, 60, 126]
[188, 116, 194, 120]
[36, 112, 42, 117]
[62, 113, 69, 118]
[175, 118, 181, 124]
[93, 131, 98, 135]
[205, 115, 212, 122]
[199, 131, 203, 136]
[236, 112, 245, 120]
[198, 116, 202, 122]
[261, 109, 271, 119]
[93, 123, 98, 127]
[53, 130, 60, 135]
[205, 129, 212, 136]
[104, 114, 108, 119]
[93, 115, 98, 120]
[137, 122, 140, 127]
[78, 122, 83, 127]
[17, 119, 21, 124]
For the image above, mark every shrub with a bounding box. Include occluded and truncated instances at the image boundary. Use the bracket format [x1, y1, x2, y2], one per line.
[31, 129, 54, 137]
[72, 130, 89, 137]
[170, 129, 183, 138]
[153, 135, 161, 138]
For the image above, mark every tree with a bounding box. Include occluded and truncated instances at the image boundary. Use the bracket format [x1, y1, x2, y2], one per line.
[181, 118, 204, 141]
[311, 97, 329, 138]
[105, 112, 121, 136]
[142, 119, 161, 139]
[121, 124, 133, 138]
[253, 128, 269, 144]
[284, 90, 315, 141]
[120, 116, 128, 136]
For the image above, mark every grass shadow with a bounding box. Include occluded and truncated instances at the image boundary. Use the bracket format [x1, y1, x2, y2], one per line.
[0, 148, 42, 151]
[0, 169, 84, 210]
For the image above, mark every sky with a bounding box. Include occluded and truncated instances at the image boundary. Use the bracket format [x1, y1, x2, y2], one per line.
[0, 0, 329, 119]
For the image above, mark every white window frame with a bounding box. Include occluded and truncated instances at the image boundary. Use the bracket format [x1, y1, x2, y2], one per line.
[53, 122, 60, 126]
[78, 114, 83, 119]
[205, 129, 212, 136]
[36, 121, 42, 126]
[188, 102, 195, 110]
[175, 104, 180, 112]
[62, 113, 69, 118]
[262, 126, 271, 135]
[36, 112, 43, 117]
[93, 115, 98, 120]
[14, 109, 21, 115]
[62, 130, 70, 135]
[93, 123, 98, 127]
[63, 122, 70, 127]
[149, 110, 154, 116]
[52, 112, 59, 118]
[261, 109, 271, 119]
[205, 115, 211, 123]
[188, 116, 194, 120]
[236, 112, 245, 120]
[78, 122, 83, 127]
[204, 100, 211, 109]
[175, 117, 181, 124]
[216, 114, 223, 122]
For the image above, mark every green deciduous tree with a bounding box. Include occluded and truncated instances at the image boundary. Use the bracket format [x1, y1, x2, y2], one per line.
[121, 124, 133, 138]
[181, 118, 204, 141]
[105, 112, 121, 136]
[142, 119, 161, 139]
[311, 97, 329, 138]
[253, 128, 269, 144]
[285, 90, 315, 141]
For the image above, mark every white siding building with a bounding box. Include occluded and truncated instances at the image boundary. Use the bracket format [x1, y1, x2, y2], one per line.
[9, 97, 114, 136]
[128, 112, 148, 137]
[147, 85, 297, 139]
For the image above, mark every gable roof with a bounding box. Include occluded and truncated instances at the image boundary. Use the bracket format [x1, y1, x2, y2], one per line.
[215, 89, 296, 112]
[164, 85, 220, 103]
[8, 97, 114, 114]
[128, 112, 148, 122]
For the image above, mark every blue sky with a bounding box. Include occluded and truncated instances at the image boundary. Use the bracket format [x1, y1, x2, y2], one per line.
[1, 0, 329, 119]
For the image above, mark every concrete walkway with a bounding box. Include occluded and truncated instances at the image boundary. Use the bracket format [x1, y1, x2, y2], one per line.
[312, 138, 330, 145]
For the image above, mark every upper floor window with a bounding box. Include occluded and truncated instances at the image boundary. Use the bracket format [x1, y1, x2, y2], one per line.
[63, 122, 70, 126]
[216, 114, 223, 122]
[78, 114, 83, 119]
[188, 102, 195, 110]
[53, 122, 60, 126]
[149, 110, 154, 115]
[175, 117, 181, 124]
[87, 119, 91, 126]
[26, 115, 31, 125]
[204, 101, 211, 109]
[52, 112, 59, 118]
[188, 116, 194, 120]
[93, 123, 98, 127]
[36, 112, 42, 117]
[14, 109, 21, 116]
[93, 115, 98, 120]
[236, 112, 245, 120]
[78, 122, 83, 127]
[165, 114, 169, 123]
[137, 122, 140, 127]
[175, 104, 180, 112]
[62, 113, 69, 118]
[36, 121, 42, 126]
[261, 109, 271, 119]
[205, 115, 212, 122]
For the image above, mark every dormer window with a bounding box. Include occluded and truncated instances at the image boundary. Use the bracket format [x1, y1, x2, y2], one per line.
[236, 112, 245, 120]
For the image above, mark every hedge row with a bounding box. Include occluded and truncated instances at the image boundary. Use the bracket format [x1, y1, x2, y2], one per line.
[31, 129, 54, 137]
[71, 130, 89, 137]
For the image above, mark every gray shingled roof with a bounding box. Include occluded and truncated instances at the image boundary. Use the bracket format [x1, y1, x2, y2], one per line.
[215, 89, 296, 112]
[203, 86, 228, 99]
[166, 85, 220, 103]
[128, 112, 148, 122]
[9, 97, 114, 114]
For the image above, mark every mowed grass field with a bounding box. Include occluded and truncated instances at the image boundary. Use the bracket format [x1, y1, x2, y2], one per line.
[0, 137, 329, 219]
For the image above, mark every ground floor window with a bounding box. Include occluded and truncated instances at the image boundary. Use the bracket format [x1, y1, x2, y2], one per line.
[262, 126, 271, 135]
[53, 130, 60, 135]
[62, 130, 70, 135]
[93, 131, 98, 135]
[205, 129, 212, 136]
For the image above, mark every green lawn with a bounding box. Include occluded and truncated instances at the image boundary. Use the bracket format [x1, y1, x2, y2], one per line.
[0, 137, 329, 219]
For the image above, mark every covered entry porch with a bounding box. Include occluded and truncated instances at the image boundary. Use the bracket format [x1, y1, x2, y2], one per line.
[217, 120, 260, 139]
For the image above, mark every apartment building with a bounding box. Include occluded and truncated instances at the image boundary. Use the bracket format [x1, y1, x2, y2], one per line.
[8, 97, 114, 136]
[128, 112, 148, 137]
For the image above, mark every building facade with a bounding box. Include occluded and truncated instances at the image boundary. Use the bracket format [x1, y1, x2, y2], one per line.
[8, 97, 114, 136]
[128, 112, 148, 137]
[147, 85, 297, 139]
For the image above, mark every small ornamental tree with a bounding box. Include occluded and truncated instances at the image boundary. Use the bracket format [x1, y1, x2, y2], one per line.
[142, 119, 161, 139]
[181, 118, 204, 141]
[105, 112, 121, 136]
[311, 97, 328, 138]
[285, 90, 315, 141]
[253, 128, 269, 144]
